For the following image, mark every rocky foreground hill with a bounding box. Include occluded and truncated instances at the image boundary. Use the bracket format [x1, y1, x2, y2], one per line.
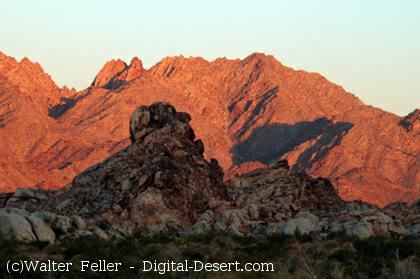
[0, 51, 418, 206]
[1, 103, 418, 243]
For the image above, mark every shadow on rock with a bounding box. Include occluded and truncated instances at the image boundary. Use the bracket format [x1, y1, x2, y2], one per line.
[231, 118, 353, 166]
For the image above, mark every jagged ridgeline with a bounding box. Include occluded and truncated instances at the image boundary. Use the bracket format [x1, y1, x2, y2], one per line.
[1, 103, 419, 242]
[0, 51, 418, 207]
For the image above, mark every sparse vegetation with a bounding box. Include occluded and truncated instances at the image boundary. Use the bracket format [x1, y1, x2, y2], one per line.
[0, 233, 419, 279]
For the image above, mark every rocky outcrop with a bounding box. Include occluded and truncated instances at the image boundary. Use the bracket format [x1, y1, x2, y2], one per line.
[400, 109, 420, 132]
[91, 57, 143, 89]
[281, 212, 321, 236]
[91, 59, 127, 88]
[0, 210, 36, 241]
[35, 103, 226, 236]
[0, 52, 61, 105]
[26, 214, 56, 243]
[188, 160, 419, 237]
[1, 103, 418, 243]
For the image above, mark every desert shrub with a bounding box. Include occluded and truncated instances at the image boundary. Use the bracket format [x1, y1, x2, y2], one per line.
[185, 232, 218, 245]
[238, 234, 294, 260]
[132, 231, 174, 245]
[323, 237, 420, 278]
[60, 236, 111, 259]
[353, 237, 420, 260]
[381, 255, 420, 279]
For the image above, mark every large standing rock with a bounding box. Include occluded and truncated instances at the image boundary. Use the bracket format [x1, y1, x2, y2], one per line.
[281, 212, 320, 235]
[33, 211, 73, 235]
[0, 213, 36, 241]
[184, 210, 215, 236]
[345, 220, 374, 239]
[27, 215, 55, 243]
[0, 207, 29, 216]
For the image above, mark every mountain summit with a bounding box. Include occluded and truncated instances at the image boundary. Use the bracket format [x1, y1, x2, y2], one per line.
[92, 57, 143, 89]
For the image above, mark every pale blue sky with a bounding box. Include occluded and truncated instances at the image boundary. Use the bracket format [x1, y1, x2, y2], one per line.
[1, 0, 419, 116]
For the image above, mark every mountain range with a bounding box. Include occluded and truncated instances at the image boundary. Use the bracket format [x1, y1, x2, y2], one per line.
[0, 51, 418, 206]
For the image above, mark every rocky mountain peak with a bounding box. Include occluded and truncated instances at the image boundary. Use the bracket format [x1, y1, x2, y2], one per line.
[150, 55, 210, 79]
[18, 57, 55, 83]
[129, 56, 142, 68]
[117, 56, 143, 83]
[91, 59, 127, 88]
[245, 52, 277, 62]
[91, 57, 144, 89]
[400, 109, 420, 132]
[0, 53, 60, 106]
[0, 53, 16, 73]
[241, 52, 282, 69]
[20, 57, 34, 65]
